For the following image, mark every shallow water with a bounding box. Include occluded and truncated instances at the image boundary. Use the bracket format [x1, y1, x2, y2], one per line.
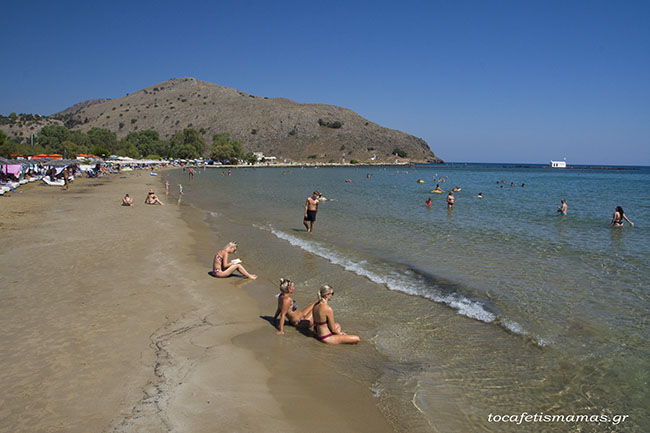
[167, 164, 649, 432]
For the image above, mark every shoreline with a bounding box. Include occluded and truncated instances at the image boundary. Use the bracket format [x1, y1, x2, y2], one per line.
[0, 172, 395, 432]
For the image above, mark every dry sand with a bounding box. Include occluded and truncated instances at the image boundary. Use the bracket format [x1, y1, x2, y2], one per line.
[0, 172, 395, 433]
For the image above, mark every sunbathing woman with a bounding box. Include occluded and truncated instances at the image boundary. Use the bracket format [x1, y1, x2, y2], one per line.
[312, 284, 360, 344]
[212, 241, 258, 279]
[273, 278, 318, 334]
[145, 189, 164, 205]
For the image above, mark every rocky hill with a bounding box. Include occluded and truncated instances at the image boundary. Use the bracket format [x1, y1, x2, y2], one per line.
[55, 98, 112, 116]
[53, 78, 441, 163]
[0, 78, 440, 163]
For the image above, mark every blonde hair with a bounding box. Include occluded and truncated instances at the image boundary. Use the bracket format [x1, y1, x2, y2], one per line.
[279, 278, 293, 294]
[224, 241, 238, 250]
[318, 284, 334, 301]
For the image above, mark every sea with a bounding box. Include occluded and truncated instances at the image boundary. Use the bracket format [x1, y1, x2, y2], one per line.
[164, 163, 649, 432]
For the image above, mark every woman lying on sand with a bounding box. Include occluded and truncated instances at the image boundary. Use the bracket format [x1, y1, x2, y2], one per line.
[273, 278, 318, 335]
[312, 285, 359, 344]
[212, 241, 258, 279]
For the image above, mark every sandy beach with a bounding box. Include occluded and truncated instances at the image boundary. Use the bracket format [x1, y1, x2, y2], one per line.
[0, 172, 394, 433]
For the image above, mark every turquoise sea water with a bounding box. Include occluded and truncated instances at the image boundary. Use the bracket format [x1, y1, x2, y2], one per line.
[167, 164, 649, 432]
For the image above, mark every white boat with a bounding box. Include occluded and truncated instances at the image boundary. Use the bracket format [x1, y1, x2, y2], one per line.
[550, 159, 567, 168]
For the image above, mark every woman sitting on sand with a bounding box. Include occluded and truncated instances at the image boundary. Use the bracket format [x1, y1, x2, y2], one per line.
[145, 189, 164, 205]
[312, 285, 359, 344]
[212, 241, 258, 279]
[611, 206, 634, 227]
[273, 278, 318, 335]
[122, 194, 133, 206]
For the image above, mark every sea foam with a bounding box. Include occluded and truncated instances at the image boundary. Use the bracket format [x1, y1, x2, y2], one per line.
[266, 226, 501, 325]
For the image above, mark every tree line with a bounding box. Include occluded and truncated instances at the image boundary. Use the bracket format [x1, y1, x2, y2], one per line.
[0, 125, 258, 164]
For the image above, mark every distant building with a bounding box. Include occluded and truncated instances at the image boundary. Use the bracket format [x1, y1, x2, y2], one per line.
[253, 152, 277, 163]
[550, 159, 567, 168]
[253, 152, 277, 164]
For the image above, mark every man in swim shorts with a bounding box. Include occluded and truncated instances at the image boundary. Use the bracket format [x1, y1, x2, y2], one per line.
[303, 190, 321, 233]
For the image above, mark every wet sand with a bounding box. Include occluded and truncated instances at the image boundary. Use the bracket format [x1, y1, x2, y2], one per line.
[0, 172, 394, 433]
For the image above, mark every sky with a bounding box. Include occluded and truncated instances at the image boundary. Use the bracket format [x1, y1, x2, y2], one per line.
[1, 0, 649, 165]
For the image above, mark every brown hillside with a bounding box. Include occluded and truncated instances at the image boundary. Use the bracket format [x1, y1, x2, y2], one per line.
[57, 77, 442, 163]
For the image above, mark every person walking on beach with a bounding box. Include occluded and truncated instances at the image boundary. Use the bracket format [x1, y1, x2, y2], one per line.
[212, 241, 258, 279]
[312, 285, 360, 344]
[61, 167, 69, 191]
[303, 190, 321, 233]
[557, 198, 568, 215]
[611, 206, 634, 227]
[447, 191, 455, 208]
[273, 278, 318, 335]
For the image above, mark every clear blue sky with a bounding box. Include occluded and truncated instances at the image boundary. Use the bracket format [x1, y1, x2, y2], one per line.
[2, 0, 649, 165]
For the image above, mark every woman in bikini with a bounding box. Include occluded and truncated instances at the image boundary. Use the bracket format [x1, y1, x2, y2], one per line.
[611, 206, 634, 227]
[312, 285, 359, 344]
[273, 278, 318, 334]
[212, 241, 258, 279]
[145, 189, 164, 205]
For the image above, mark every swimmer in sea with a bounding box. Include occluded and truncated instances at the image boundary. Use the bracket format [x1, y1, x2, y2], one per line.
[557, 198, 568, 215]
[611, 206, 634, 227]
[447, 191, 455, 208]
[477, 192, 483, 199]
[273, 278, 318, 334]
[426, 197, 432, 207]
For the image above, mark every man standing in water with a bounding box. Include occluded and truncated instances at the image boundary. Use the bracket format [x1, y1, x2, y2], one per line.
[557, 198, 568, 215]
[303, 190, 321, 233]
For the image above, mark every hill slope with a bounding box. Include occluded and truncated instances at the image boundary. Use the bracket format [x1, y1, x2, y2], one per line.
[55, 77, 442, 163]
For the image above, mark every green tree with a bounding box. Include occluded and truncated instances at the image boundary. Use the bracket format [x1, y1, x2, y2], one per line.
[60, 140, 79, 158]
[243, 152, 257, 165]
[115, 140, 140, 158]
[125, 130, 161, 157]
[210, 132, 243, 164]
[90, 146, 110, 158]
[172, 144, 199, 159]
[88, 128, 117, 155]
[68, 130, 91, 151]
[37, 125, 69, 152]
[169, 128, 205, 158]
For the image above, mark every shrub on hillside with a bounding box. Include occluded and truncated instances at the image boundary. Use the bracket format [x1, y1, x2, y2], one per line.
[318, 119, 344, 128]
